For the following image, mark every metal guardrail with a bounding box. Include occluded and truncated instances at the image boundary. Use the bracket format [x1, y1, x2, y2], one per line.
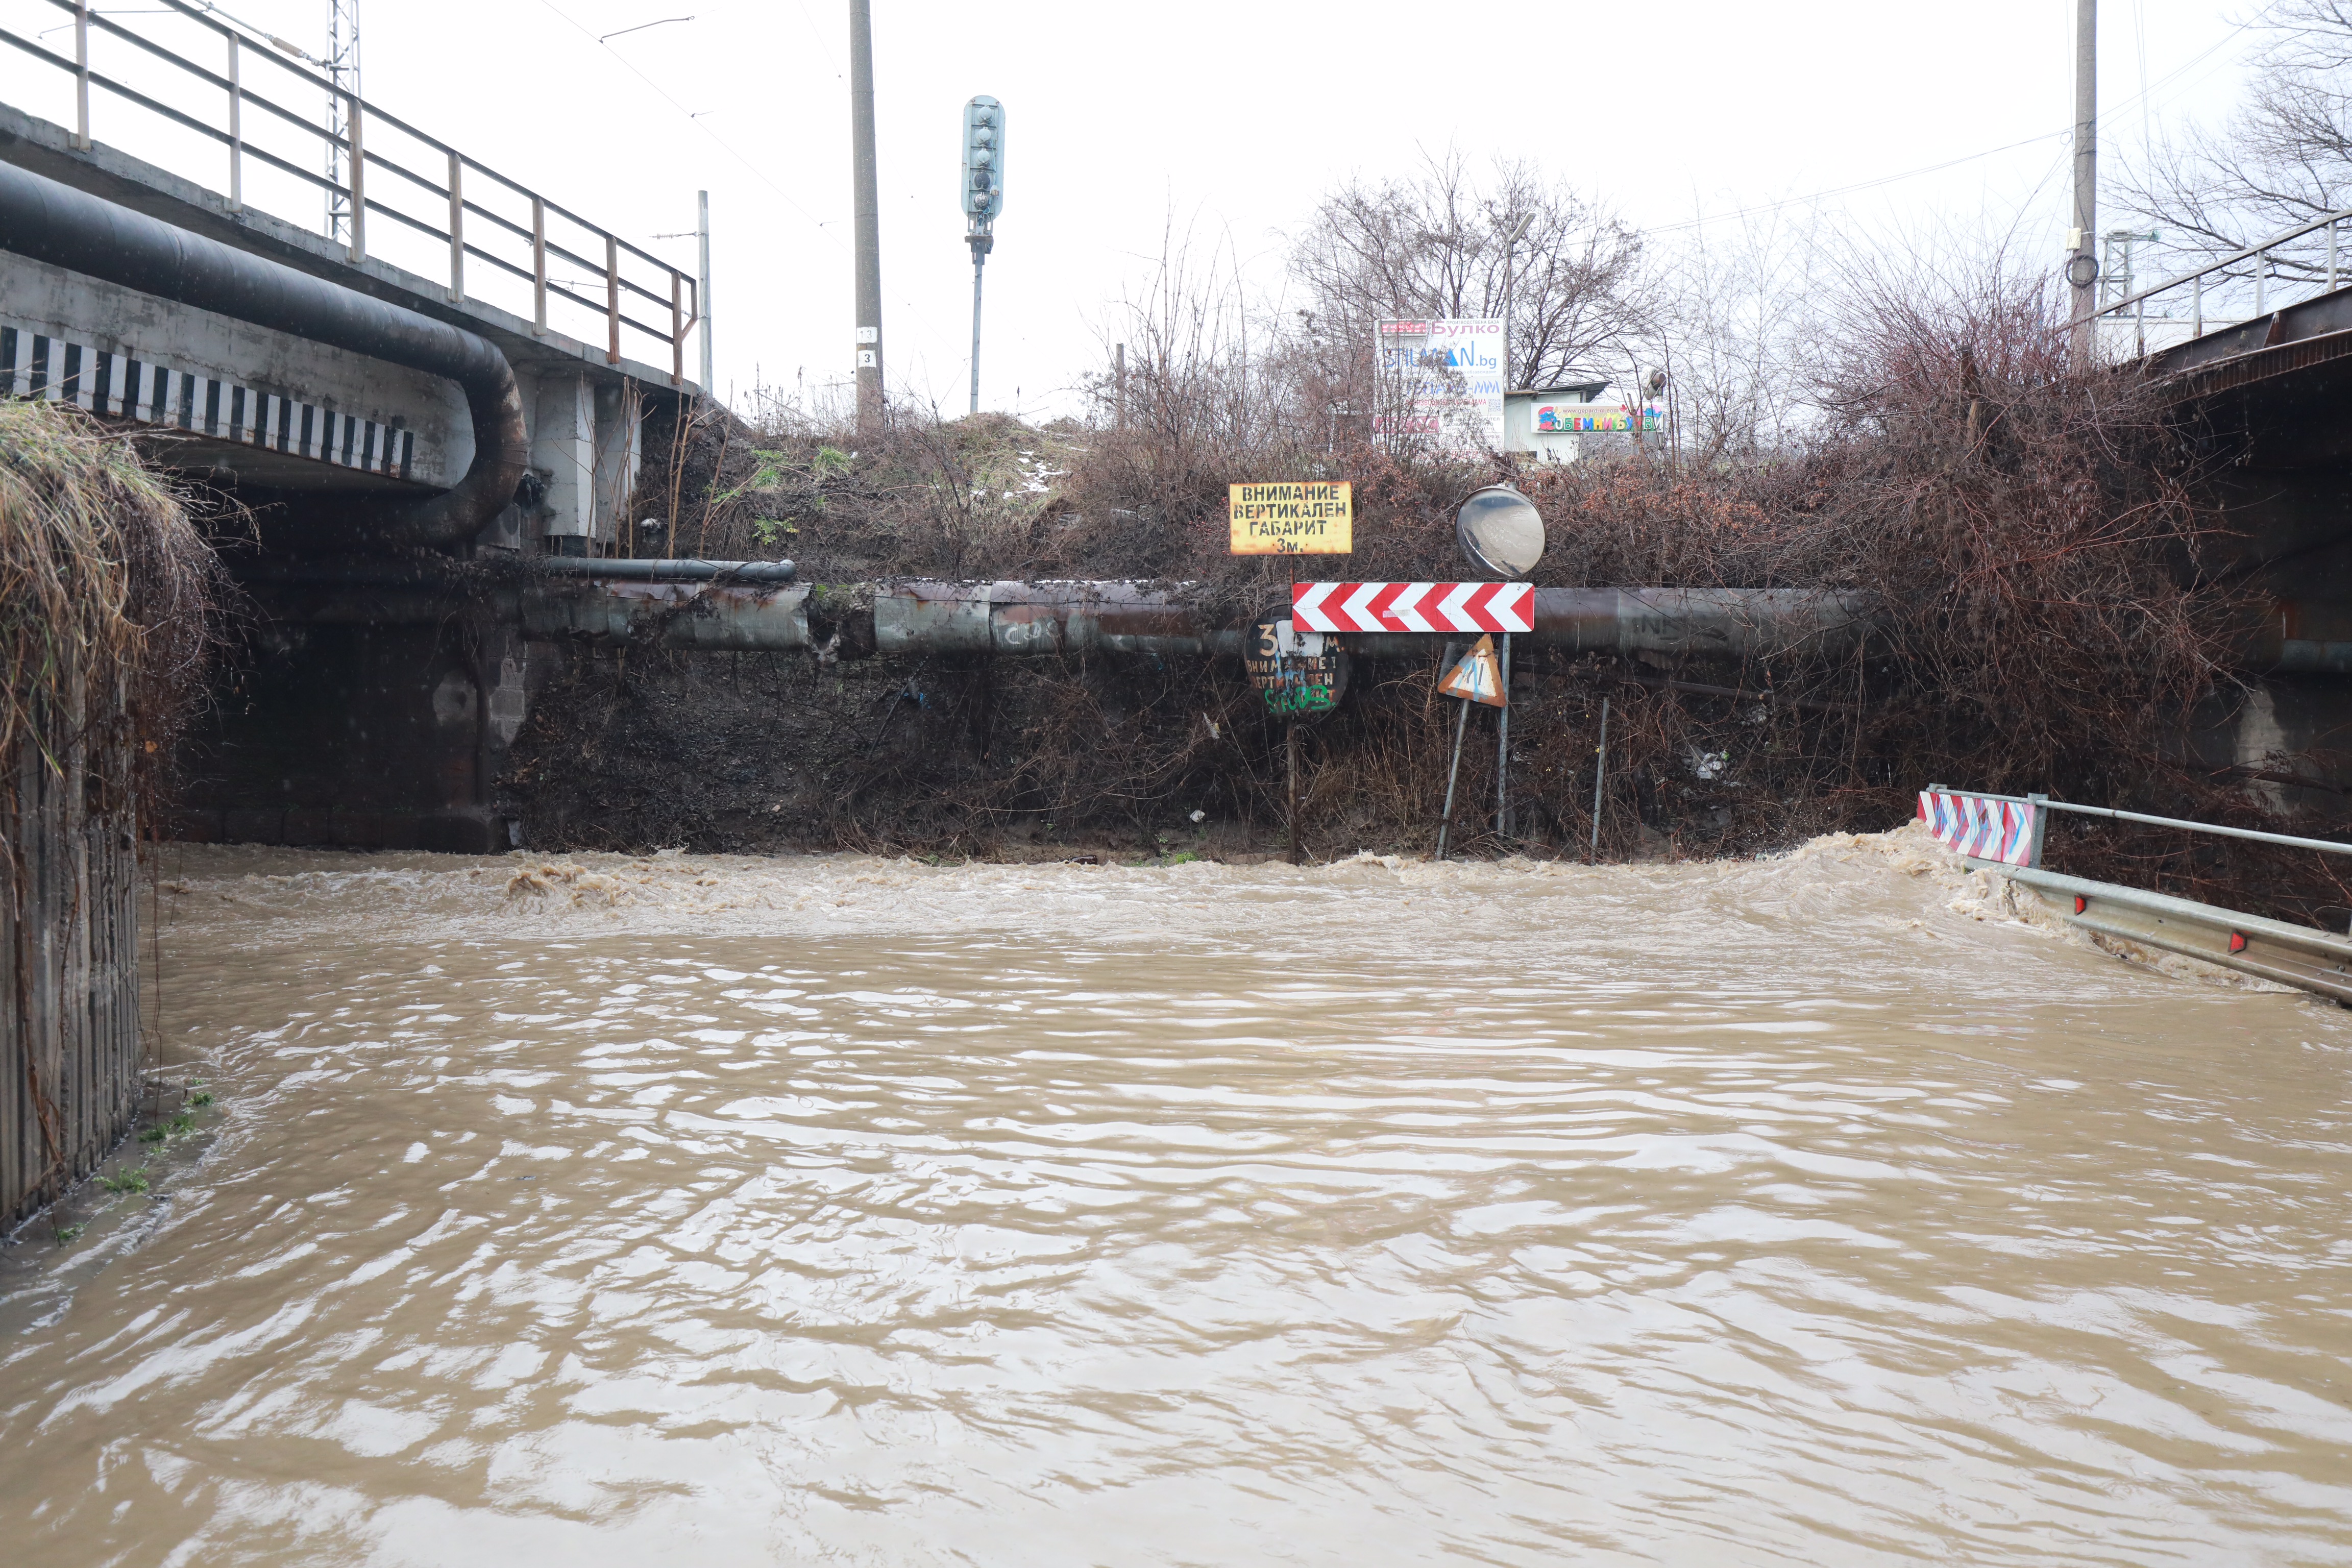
[2090, 203, 2352, 356]
[0, 0, 700, 383]
[1981, 863, 2352, 1006]
[1928, 784, 2352, 1002]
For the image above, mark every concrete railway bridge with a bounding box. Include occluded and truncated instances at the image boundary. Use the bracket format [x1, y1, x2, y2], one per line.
[9, 5, 2352, 850]
[1, 0, 701, 848]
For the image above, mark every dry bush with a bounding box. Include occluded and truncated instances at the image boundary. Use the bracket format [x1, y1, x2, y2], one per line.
[538, 229, 2352, 928]
[1, 399, 218, 810]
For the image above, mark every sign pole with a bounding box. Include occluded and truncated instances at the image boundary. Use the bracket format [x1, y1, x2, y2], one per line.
[1436, 698, 1470, 861]
[1287, 555, 1302, 866]
[1287, 720, 1302, 866]
[1496, 631, 1512, 844]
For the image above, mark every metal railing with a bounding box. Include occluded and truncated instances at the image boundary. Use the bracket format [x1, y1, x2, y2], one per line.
[0, 0, 700, 384]
[2090, 204, 2352, 358]
[1936, 786, 2352, 860]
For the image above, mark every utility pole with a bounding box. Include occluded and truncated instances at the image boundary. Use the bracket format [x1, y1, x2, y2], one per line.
[2069, 0, 2098, 370]
[324, 0, 360, 246]
[848, 0, 883, 435]
[961, 96, 1005, 417]
[697, 189, 713, 394]
[1499, 212, 1529, 392]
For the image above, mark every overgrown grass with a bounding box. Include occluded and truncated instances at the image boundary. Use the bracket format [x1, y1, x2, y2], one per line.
[0, 398, 218, 803]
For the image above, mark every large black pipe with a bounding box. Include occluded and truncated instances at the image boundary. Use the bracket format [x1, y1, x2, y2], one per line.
[0, 159, 526, 549]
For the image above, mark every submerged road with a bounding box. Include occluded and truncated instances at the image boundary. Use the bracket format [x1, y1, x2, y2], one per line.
[2, 831, 2348, 1565]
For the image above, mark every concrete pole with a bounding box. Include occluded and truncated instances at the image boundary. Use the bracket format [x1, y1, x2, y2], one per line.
[1500, 214, 1527, 391]
[697, 189, 713, 395]
[2070, 0, 2098, 370]
[848, 0, 883, 435]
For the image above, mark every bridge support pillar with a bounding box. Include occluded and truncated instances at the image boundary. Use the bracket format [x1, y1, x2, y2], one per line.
[533, 369, 598, 554]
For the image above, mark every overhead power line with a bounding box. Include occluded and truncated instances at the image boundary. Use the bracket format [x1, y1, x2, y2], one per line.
[530, 0, 954, 357]
[1652, 17, 2255, 237]
[600, 16, 693, 43]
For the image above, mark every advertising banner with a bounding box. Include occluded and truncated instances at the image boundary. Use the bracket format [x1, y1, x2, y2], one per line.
[1374, 318, 1505, 453]
[1533, 402, 1662, 435]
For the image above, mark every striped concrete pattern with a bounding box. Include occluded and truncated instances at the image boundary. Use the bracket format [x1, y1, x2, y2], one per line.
[0, 321, 417, 481]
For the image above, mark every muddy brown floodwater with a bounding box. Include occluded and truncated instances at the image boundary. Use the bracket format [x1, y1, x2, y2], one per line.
[2, 829, 2349, 1566]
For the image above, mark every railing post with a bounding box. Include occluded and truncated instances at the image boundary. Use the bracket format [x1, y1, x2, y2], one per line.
[447, 152, 464, 303]
[74, 0, 90, 151]
[2257, 251, 2266, 316]
[671, 269, 684, 386]
[346, 95, 366, 262]
[605, 234, 621, 365]
[2332, 220, 2339, 293]
[2136, 293, 2145, 358]
[531, 195, 547, 333]
[226, 34, 242, 210]
[2193, 272, 2203, 337]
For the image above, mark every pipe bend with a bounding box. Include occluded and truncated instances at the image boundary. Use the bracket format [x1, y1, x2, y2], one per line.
[0, 158, 526, 550]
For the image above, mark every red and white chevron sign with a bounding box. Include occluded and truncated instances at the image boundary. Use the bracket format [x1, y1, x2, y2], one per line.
[1918, 789, 2041, 867]
[1292, 581, 1534, 634]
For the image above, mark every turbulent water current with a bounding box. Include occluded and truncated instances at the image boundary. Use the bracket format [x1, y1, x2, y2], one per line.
[2, 829, 2348, 1565]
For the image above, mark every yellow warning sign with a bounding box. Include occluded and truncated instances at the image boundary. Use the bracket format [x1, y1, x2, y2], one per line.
[1437, 633, 1506, 707]
[1228, 481, 1353, 554]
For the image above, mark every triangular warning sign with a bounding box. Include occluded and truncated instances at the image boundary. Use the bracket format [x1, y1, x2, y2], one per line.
[1437, 633, 1507, 707]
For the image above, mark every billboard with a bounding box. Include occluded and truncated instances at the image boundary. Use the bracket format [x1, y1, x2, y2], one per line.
[1374, 318, 1505, 453]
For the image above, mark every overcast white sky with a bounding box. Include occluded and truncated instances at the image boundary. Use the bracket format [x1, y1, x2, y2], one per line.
[51, 1, 2272, 416]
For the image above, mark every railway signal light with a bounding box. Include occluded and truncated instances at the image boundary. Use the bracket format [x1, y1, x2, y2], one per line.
[960, 95, 1004, 416]
[961, 96, 1004, 226]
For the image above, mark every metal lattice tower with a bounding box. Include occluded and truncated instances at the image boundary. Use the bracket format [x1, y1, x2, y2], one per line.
[324, 0, 360, 243]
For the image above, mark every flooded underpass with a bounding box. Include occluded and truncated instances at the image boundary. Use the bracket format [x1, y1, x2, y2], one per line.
[3, 830, 2348, 1566]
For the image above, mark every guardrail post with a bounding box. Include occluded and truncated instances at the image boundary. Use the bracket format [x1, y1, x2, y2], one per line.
[447, 152, 464, 303]
[2027, 793, 2049, 868]
[670, 269, 684, 386]
[226, 34, 242, 210]
[346, 95, 366, 262]
[74, 0, 90, 151]
[605, 234, 621, 365]
[531, 196, 547, 333]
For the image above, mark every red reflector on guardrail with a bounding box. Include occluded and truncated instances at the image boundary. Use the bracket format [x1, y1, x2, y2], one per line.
[2074, 895, 2087, 914]
[2230, 931, 2248, 954]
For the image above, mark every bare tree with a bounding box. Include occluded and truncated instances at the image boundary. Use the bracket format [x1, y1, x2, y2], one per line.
[1287, 150, 1654, 389]
[1658, 207, 1826, 462]
[2118, 1, 2352, 287]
